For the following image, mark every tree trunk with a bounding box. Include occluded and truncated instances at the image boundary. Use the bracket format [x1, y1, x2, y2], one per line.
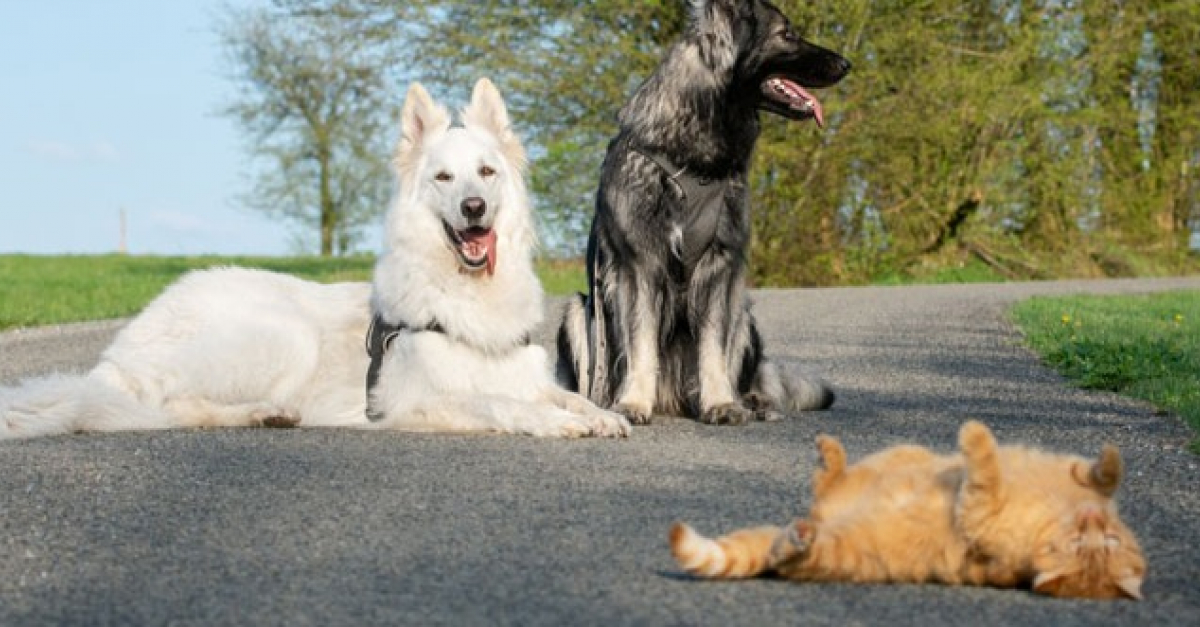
[318, 146, 335, 257]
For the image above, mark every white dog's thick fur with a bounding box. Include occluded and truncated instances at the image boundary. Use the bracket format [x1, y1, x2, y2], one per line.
[0, 79, 629, 440]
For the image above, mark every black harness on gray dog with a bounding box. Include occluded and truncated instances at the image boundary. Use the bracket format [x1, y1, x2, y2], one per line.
[632, 147, 728, 269]
[579, 148, 732, 404]
[364, 313, 445, 422]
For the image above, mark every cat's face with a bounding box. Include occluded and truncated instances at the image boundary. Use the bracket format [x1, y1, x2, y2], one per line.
[1031, 504, 1146, 600]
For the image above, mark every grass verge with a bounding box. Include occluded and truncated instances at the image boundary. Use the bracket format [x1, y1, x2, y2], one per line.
[0, 254, 587, 331]
[1010, 291, 1200, 453]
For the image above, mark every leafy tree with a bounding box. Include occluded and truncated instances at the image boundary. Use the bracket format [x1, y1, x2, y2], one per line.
[219, 0, 1199, 279]
[396, 0, 686, 255]
[217, 0, 411, 255]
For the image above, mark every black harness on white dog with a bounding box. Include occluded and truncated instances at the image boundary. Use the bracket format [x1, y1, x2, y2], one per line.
[363, 312, 534, 422]
[364, 313, 445, 422]
[632, 147, 728, 270]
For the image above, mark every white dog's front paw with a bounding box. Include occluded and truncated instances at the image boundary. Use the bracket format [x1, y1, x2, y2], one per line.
[519, 408, 630, 439]
[588, 409, 631, 438]
[249, 404, 301, 428]
[517, 410, 594, 438]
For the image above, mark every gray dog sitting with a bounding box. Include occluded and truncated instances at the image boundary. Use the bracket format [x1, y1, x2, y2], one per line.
[556, 0, 849, 425]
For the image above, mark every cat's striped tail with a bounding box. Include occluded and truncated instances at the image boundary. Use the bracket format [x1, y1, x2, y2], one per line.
[670, 521, 810, 579]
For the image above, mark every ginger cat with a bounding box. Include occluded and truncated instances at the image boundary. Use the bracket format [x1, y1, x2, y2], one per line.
[670, 421, 1146, 600]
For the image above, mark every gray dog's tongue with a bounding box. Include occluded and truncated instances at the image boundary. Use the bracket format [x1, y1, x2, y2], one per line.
[786, 80, 825, 128]
[461, 228, 498, 276]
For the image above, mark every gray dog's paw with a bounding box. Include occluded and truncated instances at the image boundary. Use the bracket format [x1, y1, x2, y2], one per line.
[700, 403, 754, 426]
[742, 392, 787, 422]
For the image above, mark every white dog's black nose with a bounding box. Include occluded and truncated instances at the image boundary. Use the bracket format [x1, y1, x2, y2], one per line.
[461, 197, 487, 221]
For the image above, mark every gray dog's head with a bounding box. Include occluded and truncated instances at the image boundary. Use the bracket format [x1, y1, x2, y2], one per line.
[688, 0, 850, 126]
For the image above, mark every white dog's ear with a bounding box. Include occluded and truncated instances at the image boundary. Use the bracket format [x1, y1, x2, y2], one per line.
[395, 82, 452, 181]
[462, 78, 527, 173]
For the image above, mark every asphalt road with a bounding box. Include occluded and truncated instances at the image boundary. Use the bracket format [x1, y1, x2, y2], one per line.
[2, 278, 1199, 626]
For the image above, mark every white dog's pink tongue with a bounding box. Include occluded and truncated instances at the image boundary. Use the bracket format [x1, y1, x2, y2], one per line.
[461, 228, 498, 276]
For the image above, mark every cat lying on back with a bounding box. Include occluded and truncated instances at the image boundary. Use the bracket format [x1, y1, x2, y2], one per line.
[670, 421, 1146, 600]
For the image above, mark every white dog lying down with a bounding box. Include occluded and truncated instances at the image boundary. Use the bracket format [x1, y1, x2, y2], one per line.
[0, 79, 630, 440]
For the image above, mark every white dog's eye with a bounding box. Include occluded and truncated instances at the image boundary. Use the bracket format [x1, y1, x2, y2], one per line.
[479, 165, 496, 178]
[435, 171, 454, 183]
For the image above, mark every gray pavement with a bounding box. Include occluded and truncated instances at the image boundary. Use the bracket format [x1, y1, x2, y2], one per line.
[2, 277, 1199, 626]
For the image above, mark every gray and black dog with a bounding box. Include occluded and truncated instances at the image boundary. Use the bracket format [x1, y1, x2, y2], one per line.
[556, 0, 850, 425]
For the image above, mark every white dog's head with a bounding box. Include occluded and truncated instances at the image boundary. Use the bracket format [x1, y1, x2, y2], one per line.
[390, 78, 530, 277]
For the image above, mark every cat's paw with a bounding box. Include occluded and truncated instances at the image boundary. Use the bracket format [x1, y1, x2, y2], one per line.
[787, 519, 816, 551]
[769, 519, 815, 564]
[815, 435, 846, 469]
[700, 403, 754, 426]
[958, 420, 997, 454]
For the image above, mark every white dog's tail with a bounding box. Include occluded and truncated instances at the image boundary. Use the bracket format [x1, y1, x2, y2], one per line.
[0, 373, 165, 440]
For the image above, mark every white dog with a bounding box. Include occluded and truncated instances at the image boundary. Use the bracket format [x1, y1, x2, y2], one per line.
[0, 79, 630, 440]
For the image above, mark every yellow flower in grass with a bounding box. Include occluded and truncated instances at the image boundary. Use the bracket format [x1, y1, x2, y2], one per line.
[1175, 313, 1184, 325]
[1061, 313, 1072, 325]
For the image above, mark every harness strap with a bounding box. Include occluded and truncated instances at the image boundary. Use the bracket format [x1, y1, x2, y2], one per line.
[363, 313, 533, 421]
[631, 147, 727, 269]
[587, 283, 608, 406]
[635, 149, 691, 202]
[364, 313, 444, 422]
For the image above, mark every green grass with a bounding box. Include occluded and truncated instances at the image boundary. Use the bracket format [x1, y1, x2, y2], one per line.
[536, 258, 587, 295]
[0, 254, 587, 331]
[1010, 291, 1200, 452]
[871, 257, 1010, 285]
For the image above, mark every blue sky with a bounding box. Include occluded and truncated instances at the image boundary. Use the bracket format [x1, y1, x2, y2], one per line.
[0, 0, 316, 256]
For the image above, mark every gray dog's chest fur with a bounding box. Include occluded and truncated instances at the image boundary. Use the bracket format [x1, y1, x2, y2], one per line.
[632, 147, 744, 270]
[603, 143, 751, 280]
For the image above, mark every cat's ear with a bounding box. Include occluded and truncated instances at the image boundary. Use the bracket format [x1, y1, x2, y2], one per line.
[1072, 444, 1123, 496]
[1032, 571, 1066, 597]
[1117, 575, 1144, 601]
[1034, 571, 1146, 600]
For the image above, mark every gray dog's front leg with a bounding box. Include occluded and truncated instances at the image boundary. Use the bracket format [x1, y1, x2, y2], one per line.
[612, 277, 658, 425]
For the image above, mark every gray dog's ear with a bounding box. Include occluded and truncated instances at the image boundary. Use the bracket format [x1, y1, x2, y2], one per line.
[686, 0, 737, 71]
[395, 82, 452, 183]
[463, 78, 527, 175]
[687, 0, 738, 24]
